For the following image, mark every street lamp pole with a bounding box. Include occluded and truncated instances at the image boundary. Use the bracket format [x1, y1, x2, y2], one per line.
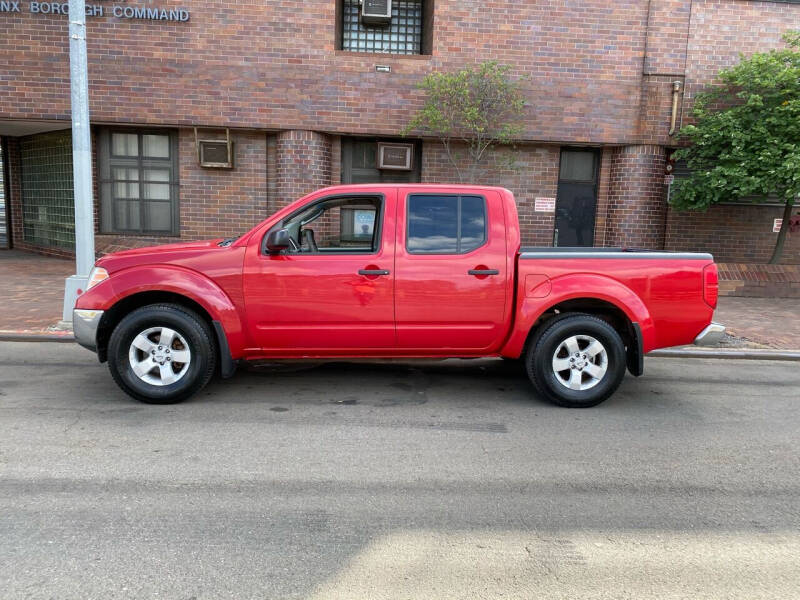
[63, 0, 96, 322]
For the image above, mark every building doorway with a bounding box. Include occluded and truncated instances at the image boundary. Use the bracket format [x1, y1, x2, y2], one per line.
[554, 148, 599, 247]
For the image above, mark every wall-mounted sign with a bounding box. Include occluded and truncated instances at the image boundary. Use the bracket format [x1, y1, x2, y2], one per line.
[1, 1, 190, 21]
[535, 197, 555, 213]
[774, 218, 783, 233]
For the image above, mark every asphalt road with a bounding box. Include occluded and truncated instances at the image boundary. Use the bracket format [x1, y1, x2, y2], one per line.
[0, 341, 798, 599]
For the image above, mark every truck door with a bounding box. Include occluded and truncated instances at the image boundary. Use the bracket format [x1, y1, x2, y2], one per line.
[394, 189, 508, 352]
[243, 190, 397, 354]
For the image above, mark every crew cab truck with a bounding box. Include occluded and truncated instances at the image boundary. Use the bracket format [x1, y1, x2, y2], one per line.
[73, 184, 724, 408]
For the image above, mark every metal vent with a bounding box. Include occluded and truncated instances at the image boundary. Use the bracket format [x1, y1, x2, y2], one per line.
[362, 0, 392, 24]
[195, 128, 234, 168]
[377, 142, 413, 170]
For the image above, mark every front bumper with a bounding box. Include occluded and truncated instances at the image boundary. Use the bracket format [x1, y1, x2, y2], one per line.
[73, 309, 104, 352]
[694, 322, 726, 346]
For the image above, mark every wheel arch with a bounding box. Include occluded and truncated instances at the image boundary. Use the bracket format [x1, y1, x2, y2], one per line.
[96, 290, 237, 379]
[520, 298, 644, 377]
[501, 274, 654, 376]
[97, 291, 207, 361]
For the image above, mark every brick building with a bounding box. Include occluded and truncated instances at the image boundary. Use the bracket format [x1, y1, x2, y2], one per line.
[1, 0, 799, 263]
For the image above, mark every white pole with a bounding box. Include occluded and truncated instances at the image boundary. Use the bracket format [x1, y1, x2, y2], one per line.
[63, 0, 96, 323]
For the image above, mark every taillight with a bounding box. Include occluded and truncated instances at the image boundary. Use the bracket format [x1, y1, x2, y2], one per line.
[703, 264, 719, 308]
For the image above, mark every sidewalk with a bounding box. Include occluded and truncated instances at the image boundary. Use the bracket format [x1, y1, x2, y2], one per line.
[1, 248, 799, 349]
[1, 250, 74, 339]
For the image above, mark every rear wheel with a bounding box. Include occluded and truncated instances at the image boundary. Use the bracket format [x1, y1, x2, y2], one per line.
[107, 304, 216, 404]
[526, 313, 626, 408]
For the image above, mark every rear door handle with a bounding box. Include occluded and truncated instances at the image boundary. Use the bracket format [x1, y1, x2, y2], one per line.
[468, 269, 499, 276]
[358, 269, 390, 276]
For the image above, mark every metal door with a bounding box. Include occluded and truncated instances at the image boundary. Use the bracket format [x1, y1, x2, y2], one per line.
[554, 149, 599, 247]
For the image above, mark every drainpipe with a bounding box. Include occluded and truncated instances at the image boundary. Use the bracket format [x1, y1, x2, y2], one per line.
[668, 80, 683, 137]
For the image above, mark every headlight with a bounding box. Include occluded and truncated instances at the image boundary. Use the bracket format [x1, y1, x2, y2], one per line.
[86, 267, 109, 290]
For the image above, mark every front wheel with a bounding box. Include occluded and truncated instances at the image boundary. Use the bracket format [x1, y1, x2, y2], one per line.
[526, 314, 626, 408]
[107, 304, 216, 404]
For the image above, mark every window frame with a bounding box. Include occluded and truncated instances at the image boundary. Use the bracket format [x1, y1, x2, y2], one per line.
[262, 192, 386, 256]
[405, 193, 488, 255]
[98, 128, 180, 236]
[335, 0, 433, 56]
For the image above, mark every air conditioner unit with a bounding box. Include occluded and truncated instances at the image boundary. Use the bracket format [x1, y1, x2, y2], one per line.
[194, 127, 234, 168]
[361, 0, 392, 25]
[377, 142, 413, 170]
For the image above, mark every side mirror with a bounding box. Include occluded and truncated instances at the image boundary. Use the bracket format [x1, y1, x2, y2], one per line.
[265, 228, 291, 253]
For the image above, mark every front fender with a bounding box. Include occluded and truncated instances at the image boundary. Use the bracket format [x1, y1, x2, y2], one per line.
[75, 265, 246, 357]
[500, 273, 655, 358]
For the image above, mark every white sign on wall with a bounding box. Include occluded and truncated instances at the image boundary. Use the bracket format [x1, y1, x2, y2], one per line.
[535, 197, 556, 213]
[773, 218, 783, 233]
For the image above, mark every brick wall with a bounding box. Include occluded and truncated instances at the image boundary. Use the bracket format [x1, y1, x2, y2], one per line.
[604, 145, 668, 249]
[683, 0, 800, 118]
[6, 0, 778, 145]
[422, 141, 560, 246]
[665, 203, 800, 264]
[5, 0, 800, 261]
[275, 130, 332, 210]
[93, 129, 269, 254]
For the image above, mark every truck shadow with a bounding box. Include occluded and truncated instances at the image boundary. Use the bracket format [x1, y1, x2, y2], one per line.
[195, 357, 635, 410]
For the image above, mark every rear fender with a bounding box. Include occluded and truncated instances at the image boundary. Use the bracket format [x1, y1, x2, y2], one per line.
[76, 265, 246, 357]
[500, 273, 655, 358]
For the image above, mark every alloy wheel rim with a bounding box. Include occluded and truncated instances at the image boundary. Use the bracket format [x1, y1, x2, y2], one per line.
[128, 326, 191, 386]
[551, 334, 608, 391]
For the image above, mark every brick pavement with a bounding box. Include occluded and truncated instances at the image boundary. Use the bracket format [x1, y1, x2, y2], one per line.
[714, 297, 800, 350]
[1, 249, 798, 349]
[1, 249, 73, 335]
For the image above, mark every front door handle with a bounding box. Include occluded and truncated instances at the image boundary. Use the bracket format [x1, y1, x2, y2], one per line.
[358, 269, 390, 276]
[468, 269, 499, 276]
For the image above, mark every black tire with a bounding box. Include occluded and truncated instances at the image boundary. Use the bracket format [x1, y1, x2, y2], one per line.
[107, 303, 216, 404]
[525, 313, 626, 408]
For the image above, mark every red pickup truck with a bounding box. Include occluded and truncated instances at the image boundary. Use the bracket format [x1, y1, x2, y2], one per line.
[73, 184, 723, 408]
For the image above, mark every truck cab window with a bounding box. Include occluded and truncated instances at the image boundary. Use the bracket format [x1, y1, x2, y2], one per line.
[407, 194, 486, 254]
[276, 196, 382, 254]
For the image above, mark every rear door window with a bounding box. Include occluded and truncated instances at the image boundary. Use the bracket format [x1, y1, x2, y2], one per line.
[407, 194, 486, 254]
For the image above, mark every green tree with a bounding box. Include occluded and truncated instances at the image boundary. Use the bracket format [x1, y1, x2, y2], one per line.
[671, 32, 800, 264]
[404, 61, 526, 183]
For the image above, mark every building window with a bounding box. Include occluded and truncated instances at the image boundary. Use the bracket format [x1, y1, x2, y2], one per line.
[341, 138, 421, 184]
[407, 194, 487, 254]
[20, 130, 75, 250]
[99, 129, 179, 235]
[337, 0, 432, 55]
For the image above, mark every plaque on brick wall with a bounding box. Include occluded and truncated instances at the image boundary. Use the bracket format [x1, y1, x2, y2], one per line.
[535, 197, 556, 213]
[774, 218, 783, 233]
[378, 143, 413, 170]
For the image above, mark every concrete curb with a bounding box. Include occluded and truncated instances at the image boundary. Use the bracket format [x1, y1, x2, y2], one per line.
[0, 331, 75, 343]
[649, 348, 800, 361]
[1, 333, 799, 360]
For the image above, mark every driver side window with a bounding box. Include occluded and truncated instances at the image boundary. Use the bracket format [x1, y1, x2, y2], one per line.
[277, 196, 382, 254]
